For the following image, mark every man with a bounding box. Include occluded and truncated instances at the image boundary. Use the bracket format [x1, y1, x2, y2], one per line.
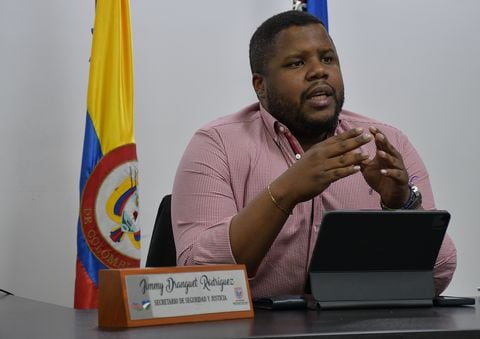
[171, 10, 456, 298]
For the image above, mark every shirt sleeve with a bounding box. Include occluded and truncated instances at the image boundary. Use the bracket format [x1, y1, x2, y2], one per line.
[396, 130, 457, 295]
[171, 127, 238, 266]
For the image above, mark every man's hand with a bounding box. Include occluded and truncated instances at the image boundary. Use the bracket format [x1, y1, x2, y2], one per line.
[271, 128, 372, 209]
[232, 127, 374, 274]
[360, 126, 409, 208]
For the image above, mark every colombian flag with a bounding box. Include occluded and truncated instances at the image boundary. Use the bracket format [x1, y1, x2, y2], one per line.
[75, 0, 140, 309]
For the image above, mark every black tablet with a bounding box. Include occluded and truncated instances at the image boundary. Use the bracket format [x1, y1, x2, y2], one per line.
[308, 210, 451, 308]
[309, 210, 450, 272]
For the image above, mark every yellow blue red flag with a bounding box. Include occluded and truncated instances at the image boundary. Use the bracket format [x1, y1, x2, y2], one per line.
[75, 0, 140, 309]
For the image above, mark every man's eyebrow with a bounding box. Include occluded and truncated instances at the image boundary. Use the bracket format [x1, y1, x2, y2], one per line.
[282, 47, 336, 59]
[318, 47, 336, 54]
[282, 52, 304, 59]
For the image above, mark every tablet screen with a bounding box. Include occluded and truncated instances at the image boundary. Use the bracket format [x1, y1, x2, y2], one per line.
[309, 210, 450, 272]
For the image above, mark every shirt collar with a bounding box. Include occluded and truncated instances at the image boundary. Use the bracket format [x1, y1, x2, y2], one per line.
[258, 103, 292, 144]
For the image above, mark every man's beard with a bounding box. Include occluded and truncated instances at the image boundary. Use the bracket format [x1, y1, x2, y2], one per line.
[266, 87, 345, 140]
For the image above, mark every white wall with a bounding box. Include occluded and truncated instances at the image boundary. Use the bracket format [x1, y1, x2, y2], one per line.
[328, 0, 480, 298]
[0, 0, 478, 307]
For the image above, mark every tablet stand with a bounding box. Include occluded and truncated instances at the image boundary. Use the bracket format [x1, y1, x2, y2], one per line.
[309, 270, 435, 309]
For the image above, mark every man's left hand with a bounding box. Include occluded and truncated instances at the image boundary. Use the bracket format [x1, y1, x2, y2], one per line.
[360, 126, 409, 208]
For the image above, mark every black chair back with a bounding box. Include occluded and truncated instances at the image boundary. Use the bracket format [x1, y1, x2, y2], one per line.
[145, 194, 177, 267]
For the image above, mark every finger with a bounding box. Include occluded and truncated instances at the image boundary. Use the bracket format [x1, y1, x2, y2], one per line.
[359, 158, 372, 169]
[322, 165, 362, 183]
[369, 126, 380, 135]
[324, 127, 365, 145]
[322, 132, 373, 158]
[377, 150, 404, 169]
[323, 151, 370, 170]
[371, 128, 402, 158]
[379, 168, 409, 183]
[323, 127, 371, 149]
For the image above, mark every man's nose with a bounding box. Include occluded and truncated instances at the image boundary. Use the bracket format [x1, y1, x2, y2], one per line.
[305, 60, 327, 81]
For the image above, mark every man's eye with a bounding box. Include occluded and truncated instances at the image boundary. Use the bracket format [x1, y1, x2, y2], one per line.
[287, 60, 304, 68]
[321, 56, 333, 64]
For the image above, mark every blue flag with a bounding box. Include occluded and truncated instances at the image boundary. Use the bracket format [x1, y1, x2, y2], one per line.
[307, 0, 328, 32]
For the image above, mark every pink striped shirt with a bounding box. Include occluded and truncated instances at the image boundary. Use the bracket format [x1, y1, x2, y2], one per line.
[172, 103, 456, 297]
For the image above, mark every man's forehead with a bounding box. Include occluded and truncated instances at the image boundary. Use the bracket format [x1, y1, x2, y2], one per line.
[273, 24, 334, 52]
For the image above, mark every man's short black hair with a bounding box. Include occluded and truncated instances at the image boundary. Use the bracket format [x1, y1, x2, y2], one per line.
[249, 10, 325, 75]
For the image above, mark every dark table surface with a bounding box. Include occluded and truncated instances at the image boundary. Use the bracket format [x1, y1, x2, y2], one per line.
[1, 295, 479, 339]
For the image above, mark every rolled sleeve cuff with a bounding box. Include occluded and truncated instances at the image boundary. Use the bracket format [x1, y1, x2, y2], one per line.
[181, 216, 237, 266]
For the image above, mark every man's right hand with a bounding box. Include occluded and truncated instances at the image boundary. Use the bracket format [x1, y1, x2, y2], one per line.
[230, 127, 372, 274]
[270, 128, 373, 210]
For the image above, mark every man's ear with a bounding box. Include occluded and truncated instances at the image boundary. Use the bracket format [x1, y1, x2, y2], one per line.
[252, 73, 266, 100]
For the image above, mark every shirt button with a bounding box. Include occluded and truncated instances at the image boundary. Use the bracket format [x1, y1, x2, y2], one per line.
[278, 126, 285, 133]
[295, 154, 301, 160]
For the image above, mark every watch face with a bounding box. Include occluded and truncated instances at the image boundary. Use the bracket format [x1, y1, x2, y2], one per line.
[408, 185, 422, 209]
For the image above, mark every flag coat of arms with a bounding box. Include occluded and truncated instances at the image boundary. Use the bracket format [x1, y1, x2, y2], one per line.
[75, 0, 140, 309]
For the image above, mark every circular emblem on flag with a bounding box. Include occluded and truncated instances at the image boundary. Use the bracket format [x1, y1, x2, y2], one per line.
[80, 144, 140, 268]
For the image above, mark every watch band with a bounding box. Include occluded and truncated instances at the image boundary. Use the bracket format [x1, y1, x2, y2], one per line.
[381, 185, 422, 210]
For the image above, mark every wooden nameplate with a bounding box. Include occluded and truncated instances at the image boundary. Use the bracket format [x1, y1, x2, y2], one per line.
[98, 265, 253, 328]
